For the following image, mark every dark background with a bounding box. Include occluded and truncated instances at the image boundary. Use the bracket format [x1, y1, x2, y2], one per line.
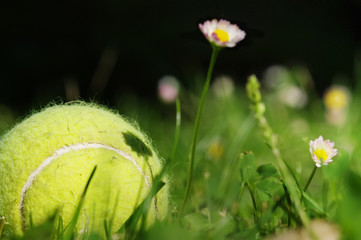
[1, 0, 360, 113]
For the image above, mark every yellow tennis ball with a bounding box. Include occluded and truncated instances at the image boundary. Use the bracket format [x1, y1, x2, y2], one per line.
[0, 102, 168, 238]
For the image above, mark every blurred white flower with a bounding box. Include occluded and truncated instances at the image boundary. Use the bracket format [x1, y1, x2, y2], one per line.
[266, 219, 340, 240]
[326, 109, 347, 127]
[158, 75, 180, 104]
[198, 19, 246, 48]
[263, 65, 291, 89]
[263, 65, 308, 108]
[290, 118, 309, 135]
[278, 85, 308, 108]
[212, 75, 235, 98]
[309, 136, 337, 167]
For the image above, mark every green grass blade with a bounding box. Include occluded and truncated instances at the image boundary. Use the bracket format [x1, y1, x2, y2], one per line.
[0, 216, 5, 239]
[119, 181, 165, 239]
[302, 192, 329, 217]
[170, 97, 181, 166]
[62, 165, 97, 240]
[117, 165, 168, 238]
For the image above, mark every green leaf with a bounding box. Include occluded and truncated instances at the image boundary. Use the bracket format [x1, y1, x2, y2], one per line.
[210, 216, 236, 239]
[257, 163, 280, 179]
[181, 213, 210, 232]
[238, 151, 258, 183]
[256, 177, 282, 195]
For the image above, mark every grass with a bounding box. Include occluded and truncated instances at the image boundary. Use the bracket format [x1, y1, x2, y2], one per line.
[1, 51, 361, 240]
[114, 62, 359, 239]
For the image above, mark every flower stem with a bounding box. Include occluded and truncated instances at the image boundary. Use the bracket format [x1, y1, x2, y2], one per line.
[170, 98, 181, 165]
[179, 47, 220, 217]
[304, 166, 318, 193]
[246, 75, 318, 240]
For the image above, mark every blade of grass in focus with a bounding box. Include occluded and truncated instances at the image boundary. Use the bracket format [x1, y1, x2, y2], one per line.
[62, 166, 97, 240]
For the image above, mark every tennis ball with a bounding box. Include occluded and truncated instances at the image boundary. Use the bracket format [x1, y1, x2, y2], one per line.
[0, 102, 168, 238]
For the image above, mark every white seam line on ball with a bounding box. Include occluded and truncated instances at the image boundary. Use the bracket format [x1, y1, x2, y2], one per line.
[19, 142, 156, 231]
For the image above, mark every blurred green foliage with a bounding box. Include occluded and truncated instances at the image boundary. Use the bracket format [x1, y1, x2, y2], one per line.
[1, 58, 361, 239]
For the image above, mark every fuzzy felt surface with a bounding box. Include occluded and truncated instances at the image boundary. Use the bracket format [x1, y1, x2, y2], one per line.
[0, 102, 168, 238]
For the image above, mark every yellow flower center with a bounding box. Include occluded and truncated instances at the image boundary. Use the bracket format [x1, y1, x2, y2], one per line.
[324, 88, 348, 109]
[314, 149, 328, 162]
[213, 29, 229, 42]
[208, 142, 224, 160]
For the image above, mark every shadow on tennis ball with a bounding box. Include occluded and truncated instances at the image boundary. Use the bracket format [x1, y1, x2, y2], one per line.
[122, 131, 152, 159]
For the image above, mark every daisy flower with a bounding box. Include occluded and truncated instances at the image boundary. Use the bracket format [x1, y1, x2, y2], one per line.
[309, 136, 337, 167]
[158, 75, 180, 104]
[198, 19, 246, 48]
